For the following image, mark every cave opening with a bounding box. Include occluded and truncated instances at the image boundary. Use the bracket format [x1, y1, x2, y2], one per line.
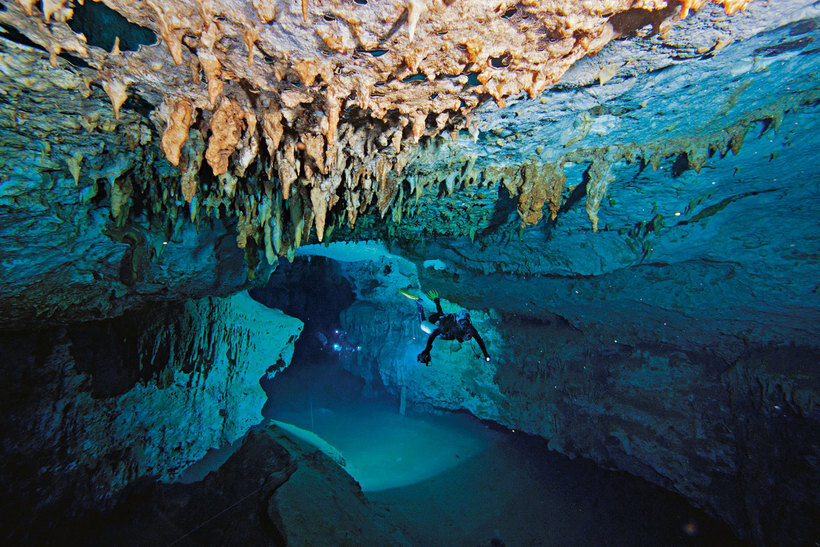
[226, 247, 746, 545]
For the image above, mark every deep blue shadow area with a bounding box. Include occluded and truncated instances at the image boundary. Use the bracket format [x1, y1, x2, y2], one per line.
[67, 1, 156, 52]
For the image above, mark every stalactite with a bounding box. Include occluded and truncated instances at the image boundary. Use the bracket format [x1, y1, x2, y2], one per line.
[235, 110, 259, 178]
[65, 152, 82, 185]
[260, 189, 275, 265]
[102, 78, 128, 120]
[518, 160, 567, 226]
[205, 98, 247, 178]
[197, 20, 224, 106]
[262, 106, 284, 180]
[310, 185, 329, 242]
[272, 192, 284, 255]
[585, 149, 617, 232]
[302, 132, 326, 176]
[160, 98, 194, 166]
[445, 171, 457, 196]
[180, 129, 206, 203]
[0, 0, 764, 269]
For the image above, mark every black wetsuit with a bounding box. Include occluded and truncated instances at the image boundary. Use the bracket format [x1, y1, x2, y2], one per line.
[417, 298, 490, 364]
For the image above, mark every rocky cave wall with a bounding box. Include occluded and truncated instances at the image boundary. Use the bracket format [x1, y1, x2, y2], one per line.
[65, 423, 407, 545]
[0, 35, 277, 327]
[412, 98, 820, 362]
[332, 239, 817, 545]
[0, 0, 755, 266]
[0, 291, 303, 542]
[327, 16, 819, 545]
[387, 25, 820, 546]
[324, 82, 820, 544]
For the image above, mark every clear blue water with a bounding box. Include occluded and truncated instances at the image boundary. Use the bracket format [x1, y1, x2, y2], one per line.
[259, 353, 745, 546]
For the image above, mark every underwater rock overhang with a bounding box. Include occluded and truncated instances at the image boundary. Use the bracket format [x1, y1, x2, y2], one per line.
[0, 1, 761, 261]
[1, 1, 815, 328]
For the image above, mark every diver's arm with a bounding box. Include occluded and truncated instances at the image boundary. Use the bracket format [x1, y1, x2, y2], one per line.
[471, 328, 491, 361]
[423, 328, 440, 354]
[434, 298, 444, 316]
[418, 329, 440, 364]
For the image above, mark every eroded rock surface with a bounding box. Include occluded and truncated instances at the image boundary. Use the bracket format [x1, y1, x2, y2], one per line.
[0, 2, 812, 328]
[0, 291, 302, 542]
[0, 0, 762, 289]
[0, 1, 817, 545]
[399, 14, 820, 361]
[18, 423, 405, 545]
[0, 37, 273, 327]
[383, 9, 819, 241]
[332, 247, 818, 545]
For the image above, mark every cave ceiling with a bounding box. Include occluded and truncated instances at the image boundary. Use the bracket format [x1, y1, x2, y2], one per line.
[0, 0, 818, 328]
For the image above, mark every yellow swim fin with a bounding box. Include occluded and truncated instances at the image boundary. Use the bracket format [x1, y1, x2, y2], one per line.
[398, 288, 419, 300]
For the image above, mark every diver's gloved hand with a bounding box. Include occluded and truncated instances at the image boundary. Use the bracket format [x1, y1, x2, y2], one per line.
[426, 289, 439, 301]
[485, 356, 491, 362]
[417, 351, 431, 365]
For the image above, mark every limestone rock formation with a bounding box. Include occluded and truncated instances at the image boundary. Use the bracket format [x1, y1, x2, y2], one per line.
[0, 0, 758, 290]
[0, 0, 817, 545]
[21, 423, 406, 545]
[0, 291, 303, 542]
[0, 35, 274, 327]
[332, 241, 818, 545]
[0, 0, 809, 329]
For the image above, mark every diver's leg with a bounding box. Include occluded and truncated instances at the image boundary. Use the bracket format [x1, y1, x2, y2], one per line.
[416, 300, 425, 322]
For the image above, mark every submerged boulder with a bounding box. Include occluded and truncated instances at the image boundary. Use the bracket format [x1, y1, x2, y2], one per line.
[61, 424, 406, 546]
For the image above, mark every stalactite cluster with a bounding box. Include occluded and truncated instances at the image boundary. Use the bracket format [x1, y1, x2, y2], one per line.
[355, 90, 816, 244]
[0, 0, 753, 262]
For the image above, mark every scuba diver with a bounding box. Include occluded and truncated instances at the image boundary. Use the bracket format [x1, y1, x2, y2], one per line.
[400, 289, 491, 365]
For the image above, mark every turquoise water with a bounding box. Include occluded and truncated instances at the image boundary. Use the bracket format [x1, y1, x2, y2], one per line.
[259, 356, 744, 546]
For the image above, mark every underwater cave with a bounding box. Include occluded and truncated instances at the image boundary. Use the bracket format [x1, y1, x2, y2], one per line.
[249, 255, 748, 545]
[0, 0, 818, 545]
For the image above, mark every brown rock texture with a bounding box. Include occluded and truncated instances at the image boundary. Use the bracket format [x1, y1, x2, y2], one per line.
[0, 0, 752, 257]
